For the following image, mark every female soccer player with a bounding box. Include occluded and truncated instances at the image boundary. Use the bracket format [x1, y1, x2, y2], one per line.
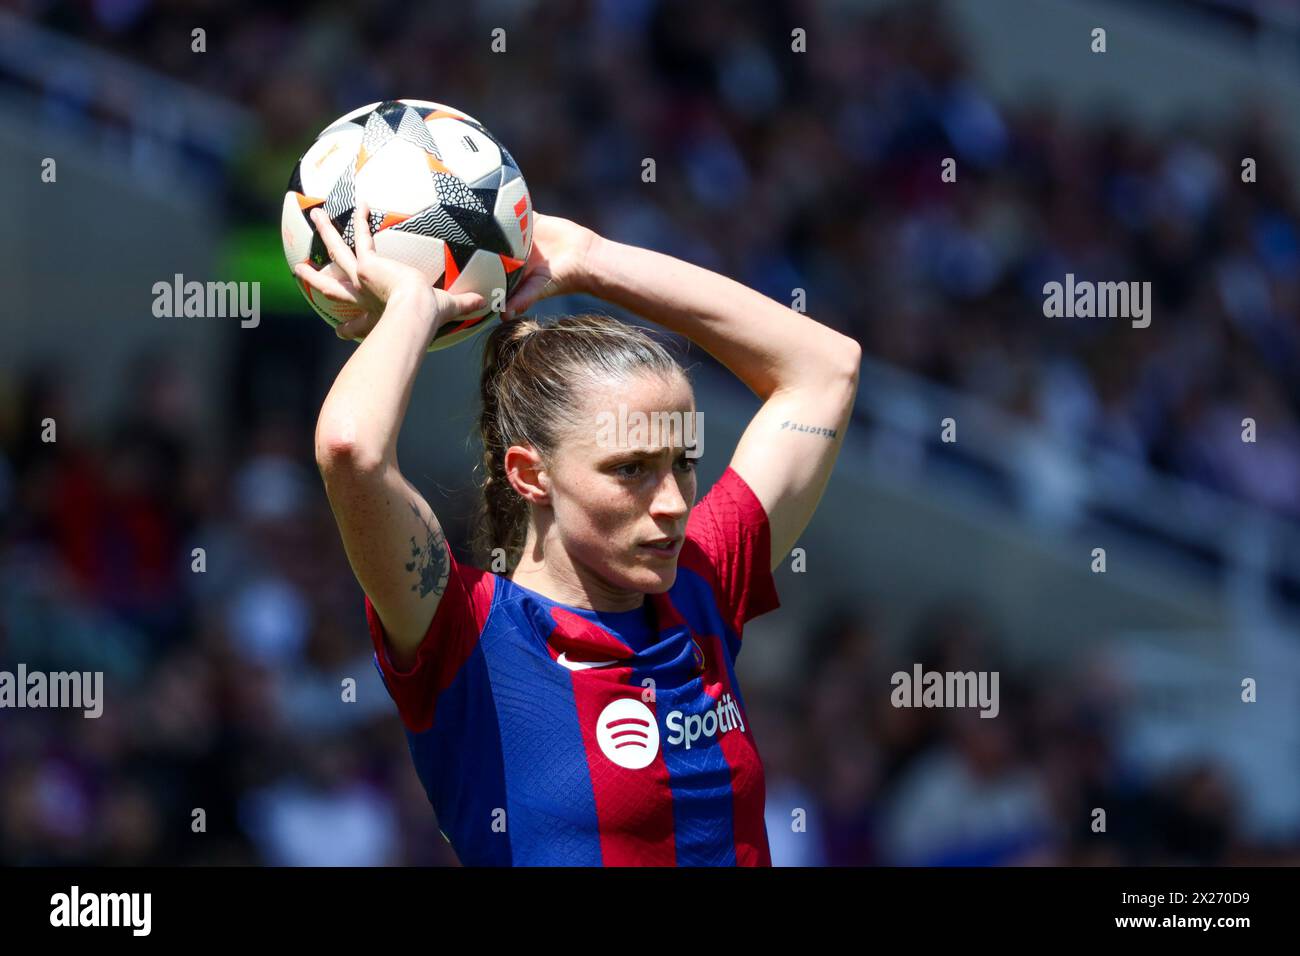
[300, 200, 861, 866]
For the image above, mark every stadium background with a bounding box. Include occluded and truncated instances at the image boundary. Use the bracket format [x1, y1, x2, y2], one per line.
[4, 0, 1300, 865]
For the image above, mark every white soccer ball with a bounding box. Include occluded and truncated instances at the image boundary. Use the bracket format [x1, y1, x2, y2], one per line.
[281, 99, 533, 350]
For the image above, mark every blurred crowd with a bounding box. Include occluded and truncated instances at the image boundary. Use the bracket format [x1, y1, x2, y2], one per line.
[0, 352, 1272, 864]
[15, 0, 1300, 514]
[3, 0, 1300, 863]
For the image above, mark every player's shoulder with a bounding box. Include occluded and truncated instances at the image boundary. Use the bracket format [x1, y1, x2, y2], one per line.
[680, 465, 763, 572]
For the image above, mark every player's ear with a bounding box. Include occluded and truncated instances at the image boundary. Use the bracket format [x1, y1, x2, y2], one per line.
[504, 444, 549, 504]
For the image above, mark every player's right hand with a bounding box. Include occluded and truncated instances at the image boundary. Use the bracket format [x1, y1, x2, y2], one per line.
[502, 212, 600, 317]
[294, 201, 484, 341]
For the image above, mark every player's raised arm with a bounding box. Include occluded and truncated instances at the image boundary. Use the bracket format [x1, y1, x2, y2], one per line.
[505, 214, 861, 572]
[306, 203, 485, 667]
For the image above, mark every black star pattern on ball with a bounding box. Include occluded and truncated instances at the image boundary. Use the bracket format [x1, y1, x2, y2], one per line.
[373, 101, 412, 133]
[337, 207, 387, 250]
[442, 204, 512, 257]
[432, 173, 511, 256]
[393, 204, 474, 246]
[306, 206, 384, 268]
[395, 108, 442, 159]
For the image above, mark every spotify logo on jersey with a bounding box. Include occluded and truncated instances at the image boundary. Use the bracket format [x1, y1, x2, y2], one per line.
[595, 698, 660, 769]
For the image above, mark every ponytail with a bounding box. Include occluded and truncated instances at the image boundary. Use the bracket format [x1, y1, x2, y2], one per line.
[474, 318, 540, 571]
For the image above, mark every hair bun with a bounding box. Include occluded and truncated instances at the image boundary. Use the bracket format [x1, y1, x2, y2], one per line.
[484, 316, 539, 371]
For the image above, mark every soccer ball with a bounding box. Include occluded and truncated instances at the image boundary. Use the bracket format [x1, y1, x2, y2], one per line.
[281, 99, 533, 350]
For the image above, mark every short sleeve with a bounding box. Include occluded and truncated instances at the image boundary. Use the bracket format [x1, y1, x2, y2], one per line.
[679, 465, 781, 640]
[364, 539, 495, 734]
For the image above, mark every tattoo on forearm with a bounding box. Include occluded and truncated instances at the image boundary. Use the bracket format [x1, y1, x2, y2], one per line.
[778, 420, 837, 439]
[405, 502, 449, 598]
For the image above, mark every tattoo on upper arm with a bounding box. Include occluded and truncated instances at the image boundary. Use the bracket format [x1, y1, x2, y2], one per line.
[778, 420, 837, 439]
[405, 502, 449, 599]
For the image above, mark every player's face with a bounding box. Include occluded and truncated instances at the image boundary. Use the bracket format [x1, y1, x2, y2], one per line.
[549, 371, 699, 596]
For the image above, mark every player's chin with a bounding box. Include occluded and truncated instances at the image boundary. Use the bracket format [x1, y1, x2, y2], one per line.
[618, 551, 679, 593]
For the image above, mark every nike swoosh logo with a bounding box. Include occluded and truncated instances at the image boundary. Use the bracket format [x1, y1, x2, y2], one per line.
[556, 652, 619, 671]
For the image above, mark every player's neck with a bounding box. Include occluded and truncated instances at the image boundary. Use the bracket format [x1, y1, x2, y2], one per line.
[510, 552, 644, 613]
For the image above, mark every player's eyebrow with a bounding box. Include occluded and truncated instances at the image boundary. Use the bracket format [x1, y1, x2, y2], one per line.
[602, 447, 672, 461]
[596, 446, 690, 464]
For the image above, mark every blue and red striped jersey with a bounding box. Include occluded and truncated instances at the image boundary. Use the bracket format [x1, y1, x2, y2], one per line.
[365, 465, 781, 866]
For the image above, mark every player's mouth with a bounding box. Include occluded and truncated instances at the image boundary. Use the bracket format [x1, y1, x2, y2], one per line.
[638, 536, 682, 558]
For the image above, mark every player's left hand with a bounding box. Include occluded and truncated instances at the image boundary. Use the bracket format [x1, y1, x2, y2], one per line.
[295, 201, 483, 340]
[503, 213, 601, 317]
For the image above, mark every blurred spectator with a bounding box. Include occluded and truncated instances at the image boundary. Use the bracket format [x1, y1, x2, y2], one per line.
[1, 0, 1296, 865]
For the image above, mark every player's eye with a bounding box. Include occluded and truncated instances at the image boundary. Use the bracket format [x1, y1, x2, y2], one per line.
[675, 451, 700, 473]
[614, 461, 644, 479]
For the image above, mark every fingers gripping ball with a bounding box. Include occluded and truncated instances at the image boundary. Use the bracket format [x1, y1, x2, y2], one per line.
[281, 99, 534, 350]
